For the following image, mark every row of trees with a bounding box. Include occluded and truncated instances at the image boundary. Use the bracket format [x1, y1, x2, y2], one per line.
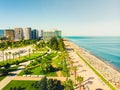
[1, 46, 36, 63]
[2, 51, 21, 61]
[0, 39, 37, 50]
[58, 48, 84, 90]
[66, 53, 84, 90]
[0, 39, 38, 62]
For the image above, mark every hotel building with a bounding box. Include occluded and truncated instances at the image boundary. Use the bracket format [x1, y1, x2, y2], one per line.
[31, 29, 39, 40]
[23, 27, 31, 40]
[41, 30, 62, 41]
[14, 28, 23, 41]
[4, 29, 15, 41]
[0, 30, 4, 37]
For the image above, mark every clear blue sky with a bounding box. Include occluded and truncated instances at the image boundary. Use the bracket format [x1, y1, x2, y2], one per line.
[0, 0, 120, 36]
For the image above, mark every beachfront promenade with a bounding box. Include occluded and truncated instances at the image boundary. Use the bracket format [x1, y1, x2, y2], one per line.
[64, 39, 111, 90]
[72, 43, 120, 90]
[65, 40, 120, 90]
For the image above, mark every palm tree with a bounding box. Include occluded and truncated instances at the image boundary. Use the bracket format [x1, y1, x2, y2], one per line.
[5, 52, 8, 60]
[70, 60, 74, 68]
[41, 58, 51, 73]
[12, 53, 15, 60]
[63, 61, 70, 80]
[32, 49, 35, 54]
[72, 66, 77, 85]
[1, 48, 5, 61]
[64, 79, 74, 90]
[64, 67, 70, 81]
[28, 48, 31, 57]
[14, 52, 17, 59]
[18, 52, 21, 61]
[76, 76, 84, 90]
[8, 52, 11, 60]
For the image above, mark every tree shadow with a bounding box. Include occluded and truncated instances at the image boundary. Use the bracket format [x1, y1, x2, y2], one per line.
[83, 77, 94, 83]
[75, 77, 94, 90]
[8, 73, 17, 76]
[96, 88, 103, 90]
[10, 87, 26, 90]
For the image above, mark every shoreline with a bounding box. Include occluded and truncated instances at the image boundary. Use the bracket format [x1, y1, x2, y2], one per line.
[76, 42, 120, 73]
[65, 38, 120, 89]
[69, 39, 120, 73]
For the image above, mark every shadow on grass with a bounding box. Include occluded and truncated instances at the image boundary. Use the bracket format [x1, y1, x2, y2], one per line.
[8, 73, 17, 76]
[9, 87, 26, 90]
[39, 67, 60, 75]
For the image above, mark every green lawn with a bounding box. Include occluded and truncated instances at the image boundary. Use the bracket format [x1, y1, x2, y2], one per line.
[0, 75, 6, 81]
[19, 52, 58, 76]
[3, 80, 36, 90]
[19, 67, 57, 76]
[52, 54, 69, 77]
[31, 66, 57, 76]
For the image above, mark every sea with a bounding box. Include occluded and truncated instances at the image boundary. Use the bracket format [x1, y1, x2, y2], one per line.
[66, 36, 120, 71]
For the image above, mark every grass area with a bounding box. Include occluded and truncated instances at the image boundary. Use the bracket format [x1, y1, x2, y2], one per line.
[3, 80, 36, 90]
[19, 52, 58, 76]
[39, 48, 48, 52]
[19, 67, 57, 76]
[0, 75, 6, 81]
[31, 67, 57, 76]
[52, 53, 69, 77]
[18, 69, 24, 76]
[77, 53, 116, 90]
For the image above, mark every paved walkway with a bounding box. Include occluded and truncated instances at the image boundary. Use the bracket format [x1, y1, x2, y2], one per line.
[13, 76, 67, 82]
[0, 61, 30, 90]
[64, 40, 111, 90]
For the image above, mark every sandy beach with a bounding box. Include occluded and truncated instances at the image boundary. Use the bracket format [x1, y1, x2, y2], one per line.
[64, 39, 120, 90]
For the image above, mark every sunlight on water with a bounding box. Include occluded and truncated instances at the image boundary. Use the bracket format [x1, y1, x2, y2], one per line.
[66, 36, 120, 70]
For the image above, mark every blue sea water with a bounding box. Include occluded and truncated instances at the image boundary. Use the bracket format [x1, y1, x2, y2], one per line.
[66, 36, 120, 70]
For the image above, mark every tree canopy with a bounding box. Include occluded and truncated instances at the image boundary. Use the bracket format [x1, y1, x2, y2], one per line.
[48, 37, 65, 51]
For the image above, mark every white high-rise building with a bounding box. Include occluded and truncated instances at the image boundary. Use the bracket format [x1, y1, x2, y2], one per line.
[14, 28, 23, 41]
[23, 27, 31, 40]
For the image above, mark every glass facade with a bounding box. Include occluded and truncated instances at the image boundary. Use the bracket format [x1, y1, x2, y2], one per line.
[0, 30, 4, 37]
[42, 30, 62, 41]
[32, 29, 37, 39]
